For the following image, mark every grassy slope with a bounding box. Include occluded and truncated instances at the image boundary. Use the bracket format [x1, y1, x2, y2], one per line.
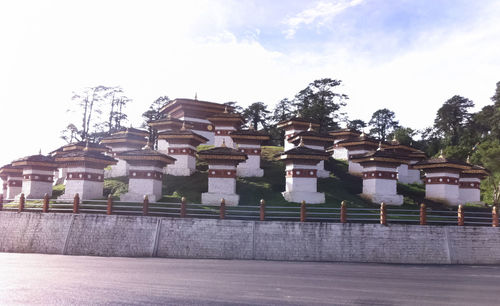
[159, 145, 429, 208]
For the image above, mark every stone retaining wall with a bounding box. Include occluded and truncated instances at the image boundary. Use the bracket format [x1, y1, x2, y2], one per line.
[1, 212, 499, 264]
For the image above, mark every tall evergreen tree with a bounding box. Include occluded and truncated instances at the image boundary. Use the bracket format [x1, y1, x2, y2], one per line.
[433, 95, 474, 146]
[368, 108, 399, 141]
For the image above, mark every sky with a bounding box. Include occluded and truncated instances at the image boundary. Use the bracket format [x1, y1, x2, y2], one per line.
[0, 0, 499, 167]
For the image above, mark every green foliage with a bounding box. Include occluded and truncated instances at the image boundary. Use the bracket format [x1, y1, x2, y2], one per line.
[368, 108, 399, 141]
[390, 127, 416, 146]
[434, 95, 474, 146]
[142, 96, 170, 149]
[242, 102, 271, 130]
[52, 184, 65, 198]
[103, 177, 128, 198]
[347, 119, 366, 131]
[293, 78, 348, 132]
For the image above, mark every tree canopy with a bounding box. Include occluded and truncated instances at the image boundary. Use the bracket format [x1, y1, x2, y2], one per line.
[368, 108, 399, 141]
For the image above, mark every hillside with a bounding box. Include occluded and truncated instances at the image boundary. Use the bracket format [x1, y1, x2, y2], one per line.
[53, 146, 436, 208]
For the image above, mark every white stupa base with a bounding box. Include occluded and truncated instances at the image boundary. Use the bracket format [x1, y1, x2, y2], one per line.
[201, 192, 239, 206]
[317, 170, 330, 178]
[236, 168, 264, 177]
[360, 193, 404, 206]
[166, 167, 195, 176]
[120, 192, 159, 203]
[282, 191, 325, 204]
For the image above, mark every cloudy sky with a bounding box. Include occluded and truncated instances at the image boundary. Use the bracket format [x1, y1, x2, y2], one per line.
[1, 0, 499, 166]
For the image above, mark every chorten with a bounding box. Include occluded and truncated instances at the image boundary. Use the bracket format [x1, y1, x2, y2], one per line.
[333, 133, 381, 176]
[100, 127, 148, 178]
[157, 123, 208, 176]
[117, 144, 176, 202]
[327, 128, 362, 160]
[229, 128, 270, 177]
[147, 115, 193, 153]
[459, 163, 489, 204]
[351, 147, 408, 205]
[198, 141, 248, 206]
[413, 152, 470, 206]
[277, 117, 320, 151]
[207, 107, 245, 148]
[0, 163, 23, 199]
[288, 123, 334, 178]
[279, 139, 329, 204]
[12, 153, 58, 199]
[387, 137, 426, 184]
[55, 144, 117, 200]
[158, 98, 230, 145]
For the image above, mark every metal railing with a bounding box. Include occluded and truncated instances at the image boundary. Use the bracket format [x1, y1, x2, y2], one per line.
[0, 194, 498, 227]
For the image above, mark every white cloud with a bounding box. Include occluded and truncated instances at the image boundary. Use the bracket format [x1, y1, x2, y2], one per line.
[283, 0, 364, 39]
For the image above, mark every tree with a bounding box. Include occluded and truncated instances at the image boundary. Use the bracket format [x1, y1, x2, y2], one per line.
[347, 119, 366, 131]
[471, 139, 500, 205]
[292, 78, 348, 132]
[105, 86, 131, 134]
[272, 98, 294, 123]
[389, 127, 416, 146]
[368, 108, 399, 141]
[433, 95, 474, 146]
[242, 102, 271, 130]
[142, 96, 170, 149]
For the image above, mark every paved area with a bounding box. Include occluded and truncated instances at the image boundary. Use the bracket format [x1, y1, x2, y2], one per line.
[0, 253, 499, 305]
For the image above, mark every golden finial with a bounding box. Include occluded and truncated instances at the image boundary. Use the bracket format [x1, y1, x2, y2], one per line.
[307, 122, 314, 132]
[142, 137, 151, 150]
[466, 155, 470, 164]
[439, 149, 444, 158]
[180, 121, 186, 131]
[38, 149, 42, 155]
[83, 139, 90, 152]
[298, 137, 305, 147]
[221, 138, 227, 148]
[194, 92, 198, 100]
[377, 141, 382, 151]
[360, 131, 366, 138]
[167, 114, 171, 120]
[224, 105, 228, 113]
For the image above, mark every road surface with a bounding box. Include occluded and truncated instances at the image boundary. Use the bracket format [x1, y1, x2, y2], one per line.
[0, 253, 498, 305]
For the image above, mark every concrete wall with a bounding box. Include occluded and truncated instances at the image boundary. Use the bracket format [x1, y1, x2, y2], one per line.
[1, 211, 499, 264]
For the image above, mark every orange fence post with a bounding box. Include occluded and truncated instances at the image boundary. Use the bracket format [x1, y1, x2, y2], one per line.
[0, 194, 3, 211]
[420, 203, 426, 225]
[73, 193, 80, 214]
[19, 193, 25, 212]
[340, 201, 347, 223]
[42, 193, 49, 213]
[180, 197, 187, 218]
[380, 202, 387, 226]
[143, 195, 149, 215]
[492, 206, 498, 228]
[219, 198, 226, 219]
[259, 199, 265, 221]
[106, 194, 113, 215]
[300, 200, 306, 222]
[458, 204, 464, 226]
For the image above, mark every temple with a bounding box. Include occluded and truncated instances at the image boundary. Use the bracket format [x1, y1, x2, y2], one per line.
[277, 117, 320, 151]
[198, 141, 248, 206]
[280, 139, 329, 204]
[100, 128, 148, 178]
[207, 108, 245, 148]
[230, 129, 270, 177]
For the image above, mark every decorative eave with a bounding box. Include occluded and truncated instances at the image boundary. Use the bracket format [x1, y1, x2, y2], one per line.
[413, 162, 470, 171]
[328, 129, 361, 138]
[12, 161, 57, 169]
[159, 98, 231, 116]
[280, 154, 329, 161]
[62, 144, 109, 153]
[461, 165, 490, 178]
[0, 164, 23, 176]
[100, 138, 147, 146]
[157, 131, 208, 144]
[113, 128, 149, 137]
[117, 151, 176, 165]
[289, 134, 333, 144]
[351, 156, 409, 165]
[276, 118, 320, 129]
[55, 156, 117, 166]
[198, 145, 248, 161]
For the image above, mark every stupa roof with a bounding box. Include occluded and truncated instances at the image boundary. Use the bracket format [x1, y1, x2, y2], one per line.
[157, 129, 208, 143]
[229, 129, 270, 140]
[288, 130, 333, 144]
[55, 149, 117, 166]
[413, 153, 471, 171]
[279, 142, 329, 161]
[100, 128, 148, 145]
[117, 146, 176, 165]
[51, 141, 109, 156]
[350, 148, 409, 164]
[197, 145, 248, 161]
[12, 154, 57, 169]
[159, 98, 232, 117]
[0, 163, 23, 177]
[276, 117, 320, 129]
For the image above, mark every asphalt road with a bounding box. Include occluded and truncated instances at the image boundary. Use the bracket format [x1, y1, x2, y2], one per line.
[0, 253, 499, 305]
